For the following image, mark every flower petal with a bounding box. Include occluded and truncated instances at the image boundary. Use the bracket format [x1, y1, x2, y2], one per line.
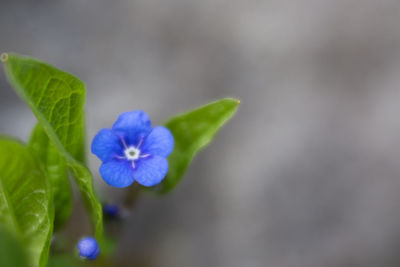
[133, 156, 168, 187]
[112, 110, 152, 145]
[91, 129, 122, 162]
[141, 126, 174, 157]
[99, 160, 135, 188]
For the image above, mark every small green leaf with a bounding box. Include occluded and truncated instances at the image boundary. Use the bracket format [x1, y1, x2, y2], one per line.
[29, 124, 73, 230]
[0, 137, 54, 267]
[160, 98, 240, 193]
[2, 53, 103, 241]
[0, 226, 29, 267]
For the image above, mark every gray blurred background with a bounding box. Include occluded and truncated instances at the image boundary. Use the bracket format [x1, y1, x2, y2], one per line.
[2, 0, 400, 266]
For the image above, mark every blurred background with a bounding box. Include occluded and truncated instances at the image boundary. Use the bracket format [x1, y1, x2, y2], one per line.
[2, 0, 400, 266]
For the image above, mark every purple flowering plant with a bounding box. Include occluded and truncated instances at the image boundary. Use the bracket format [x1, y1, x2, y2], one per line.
[0, 53, 239, 266]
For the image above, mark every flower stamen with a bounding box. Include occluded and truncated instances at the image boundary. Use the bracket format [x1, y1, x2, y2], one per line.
[119, 136, 128, 149]
[136, 137, 144, 148]
[124, 146, 141, 161]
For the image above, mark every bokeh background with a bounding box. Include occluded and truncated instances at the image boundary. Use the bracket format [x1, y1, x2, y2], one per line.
[2, 0, 400, 266]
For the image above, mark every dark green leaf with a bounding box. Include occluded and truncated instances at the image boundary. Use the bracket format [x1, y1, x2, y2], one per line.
[160, 98, 240, 193]
[2, 53, 103, 241]
[29, 124, 72, 230]
[0, 226, 29, 267]
[0, 137, 54, 267]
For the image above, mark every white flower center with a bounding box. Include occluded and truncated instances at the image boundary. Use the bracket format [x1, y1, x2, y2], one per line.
[124, 146, 141, 161]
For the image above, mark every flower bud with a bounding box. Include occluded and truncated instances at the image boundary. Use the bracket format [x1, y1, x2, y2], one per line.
[77, 237, 100, 260]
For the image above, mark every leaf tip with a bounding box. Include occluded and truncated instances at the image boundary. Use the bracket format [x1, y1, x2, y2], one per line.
[225, 97, 241, 105]
[0, 53, 8, 63]
[226, 98, 241, 108]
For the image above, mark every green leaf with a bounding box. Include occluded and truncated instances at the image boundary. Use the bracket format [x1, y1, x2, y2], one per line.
[0, 226, 29, 267]
[29, 124, 72, 230]
[160, 98, 240, 193]
[0, 137, 54, 267]
[2, 53, 103, 241]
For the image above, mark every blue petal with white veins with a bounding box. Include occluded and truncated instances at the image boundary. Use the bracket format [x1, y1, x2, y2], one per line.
[141, 126, 174, 157]
[100, 160, 135, 187]
[112, 110, 152, 145]
[133, 155, 168, 186]
[91, 128, 122, 162]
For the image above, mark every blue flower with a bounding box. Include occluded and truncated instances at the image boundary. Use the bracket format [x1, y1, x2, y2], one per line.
[91, 110, 174, 188]
[77, 237, 100, 260]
